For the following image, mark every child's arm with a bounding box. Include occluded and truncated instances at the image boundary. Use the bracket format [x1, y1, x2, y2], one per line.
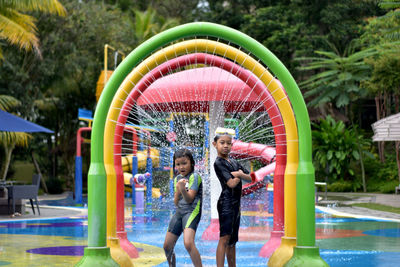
[226, 177, 241, 188]
[214, 160, 241, 189]
[173, 190, 180, 206]
[231, 169, 253, 182]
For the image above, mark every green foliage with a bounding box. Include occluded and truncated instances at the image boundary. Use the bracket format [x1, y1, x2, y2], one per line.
[361, 44, 400, 96]
[0, 0, 133, 186]
[0, 0, 66, 59]
[127, 0, 199, 22]
[327, 180, 356, 192]
[379, 180, 399, 193]
[241, 4, 315, 76]
[312, 116, 372, 182]
[363, 154, 399, 182]
[238, 113, 274, 145]
[298, 42, 377, 110]
[378, 0, 400, 40]
[129, 7, 180, 46]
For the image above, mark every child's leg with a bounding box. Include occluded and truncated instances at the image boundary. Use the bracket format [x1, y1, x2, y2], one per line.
[216, 235, 231, 267]
[226, 245, 236, 267]
[163, 232, 179, 267]
[183, 228, 202, 267]
[225, 206, 240, 267]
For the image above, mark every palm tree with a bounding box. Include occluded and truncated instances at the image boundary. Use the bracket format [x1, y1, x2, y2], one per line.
[130, 7, 179, 45]
[297, 41, 377, 119]
[379, 0, 400, 40]
[0, 95, 31, 181]
[0, 0, 66, 59]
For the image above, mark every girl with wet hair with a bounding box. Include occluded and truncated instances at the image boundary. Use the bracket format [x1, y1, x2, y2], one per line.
[163, 148, 203, 267]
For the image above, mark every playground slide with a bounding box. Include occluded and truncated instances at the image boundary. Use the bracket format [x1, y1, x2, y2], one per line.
[121, 147, 160, 171]
[230, 139, 276, 196]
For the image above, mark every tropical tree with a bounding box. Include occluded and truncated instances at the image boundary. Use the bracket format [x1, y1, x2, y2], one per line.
[130, 7, 179, 45]
[0, 0, 66, 59]
[359, 0, 400, 162]
[0, 0, 133, 187]
[241, 4, 315, 77]
[297, 41, 377, 120]
[379, 0, 400, 40]
[0, 95, 31, 181]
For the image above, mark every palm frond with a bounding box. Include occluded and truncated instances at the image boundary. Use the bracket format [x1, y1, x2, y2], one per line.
[0, 0, 66, 16]
[0, 95, 20, 110]
[0, 131, 31, 147]
[0, 9, 39, 52]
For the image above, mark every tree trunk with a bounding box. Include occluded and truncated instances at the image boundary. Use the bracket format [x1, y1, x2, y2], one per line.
[0, 143, 15, 181]
[31, 151, 49, 194]
[353, 122, 367, 193]
[359, 144, 366, 192]
[375, 95, 385, 162]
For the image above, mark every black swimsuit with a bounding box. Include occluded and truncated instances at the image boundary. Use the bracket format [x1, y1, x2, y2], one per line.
[214, 156, 249, 245]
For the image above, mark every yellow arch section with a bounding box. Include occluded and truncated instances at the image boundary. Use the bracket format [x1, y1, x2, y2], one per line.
[104, 39, 299, 265]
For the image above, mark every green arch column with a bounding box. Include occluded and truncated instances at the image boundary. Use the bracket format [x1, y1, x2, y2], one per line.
[78, 22, 328, 267]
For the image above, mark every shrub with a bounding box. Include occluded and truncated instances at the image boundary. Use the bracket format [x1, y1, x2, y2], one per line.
[379, 180, 399, 193]
[327, 180, 355, 192]
[312, 116, 372, 183]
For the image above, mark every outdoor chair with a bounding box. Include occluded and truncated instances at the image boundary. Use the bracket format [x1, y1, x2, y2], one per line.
[7, 174, 41, 215]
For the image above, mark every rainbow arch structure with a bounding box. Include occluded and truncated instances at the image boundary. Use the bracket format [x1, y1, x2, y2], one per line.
[115, 52, 287, 258]
[108, 38, 298, 266]
[76, 22, 328, 267]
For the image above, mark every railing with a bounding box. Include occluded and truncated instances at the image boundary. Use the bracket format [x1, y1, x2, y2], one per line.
[315, 182, 327, 203]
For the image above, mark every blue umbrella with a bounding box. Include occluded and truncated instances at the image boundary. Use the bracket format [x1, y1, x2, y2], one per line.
[0, 109, 53, 133]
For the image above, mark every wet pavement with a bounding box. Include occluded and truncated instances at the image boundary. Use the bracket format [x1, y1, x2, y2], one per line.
[0, 191, 400, 266]
[1, 191, 400, 222]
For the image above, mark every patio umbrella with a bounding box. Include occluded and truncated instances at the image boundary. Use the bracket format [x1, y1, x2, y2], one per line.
[0, 109, 53, 133]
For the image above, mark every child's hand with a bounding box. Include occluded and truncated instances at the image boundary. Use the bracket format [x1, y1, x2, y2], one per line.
[176, 179, 187, 192]
[231, 170, 244, 178]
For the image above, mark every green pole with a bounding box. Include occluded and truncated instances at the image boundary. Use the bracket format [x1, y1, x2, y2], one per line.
[79, 22, 327, 267]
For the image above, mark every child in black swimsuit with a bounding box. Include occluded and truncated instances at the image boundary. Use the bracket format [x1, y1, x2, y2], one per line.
[213, 132, 253, 267]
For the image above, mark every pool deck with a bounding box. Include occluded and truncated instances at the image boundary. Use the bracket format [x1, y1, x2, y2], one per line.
[317, 192, 400, 221]
[0, 191, 399, 221]
[0, 192, 87, 221]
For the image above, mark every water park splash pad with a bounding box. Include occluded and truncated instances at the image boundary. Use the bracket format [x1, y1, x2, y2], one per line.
[72, 21, 325, 267]
[0, 21, 400, 267]
[106, 40, 297, 266]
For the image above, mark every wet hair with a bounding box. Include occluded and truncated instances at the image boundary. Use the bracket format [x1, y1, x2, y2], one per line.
[173, 148, 195, 172]
[213, 132, 233, 142]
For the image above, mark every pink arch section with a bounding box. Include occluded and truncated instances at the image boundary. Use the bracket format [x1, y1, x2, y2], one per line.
[113, 53, 287, 257]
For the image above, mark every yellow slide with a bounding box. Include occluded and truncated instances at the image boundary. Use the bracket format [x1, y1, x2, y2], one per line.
[121, 147, 160, 172]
